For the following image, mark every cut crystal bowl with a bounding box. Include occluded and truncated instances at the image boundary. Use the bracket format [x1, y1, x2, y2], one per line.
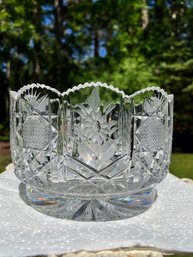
[10, 82, 173, 221]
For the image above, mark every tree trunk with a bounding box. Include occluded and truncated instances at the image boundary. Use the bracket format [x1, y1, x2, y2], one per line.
[54, 0, 63, 88]
[34, 0, 42, 81]
[34, 55, 40, 81]
[142, 0, 148, 30]
[94, 29, 99, 58]
[0, 61, 10, 124]
[54, 0, 63, 42]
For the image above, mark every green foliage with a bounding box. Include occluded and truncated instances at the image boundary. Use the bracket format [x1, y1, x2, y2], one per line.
[76, 55, 155, 95]
[1, 0, 193, 150]
[101, 56, 155, 94]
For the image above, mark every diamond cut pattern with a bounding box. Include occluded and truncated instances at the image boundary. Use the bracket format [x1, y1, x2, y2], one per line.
[23, 115, 50, 150]
[137, 117, 166, 152]
[131, 92, 173, 186]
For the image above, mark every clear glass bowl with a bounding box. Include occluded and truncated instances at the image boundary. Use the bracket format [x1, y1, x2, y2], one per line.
[10, 82, 173, 221]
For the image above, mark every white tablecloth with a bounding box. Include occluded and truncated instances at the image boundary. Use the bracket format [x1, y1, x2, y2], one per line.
[0, 164, 193, 257]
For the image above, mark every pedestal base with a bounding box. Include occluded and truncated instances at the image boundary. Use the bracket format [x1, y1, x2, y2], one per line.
[26, 186, 157, 221]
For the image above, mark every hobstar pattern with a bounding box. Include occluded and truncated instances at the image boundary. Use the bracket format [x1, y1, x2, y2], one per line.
[10, 82, 173, 221]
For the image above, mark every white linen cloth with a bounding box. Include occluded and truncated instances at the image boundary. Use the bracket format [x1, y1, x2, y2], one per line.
[0, 164, 193, 257]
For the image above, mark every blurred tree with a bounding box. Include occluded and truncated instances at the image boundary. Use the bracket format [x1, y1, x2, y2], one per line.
[0, 0, 37, 123]
[141, 0, 193, 151]
[0, 0, 193, 150]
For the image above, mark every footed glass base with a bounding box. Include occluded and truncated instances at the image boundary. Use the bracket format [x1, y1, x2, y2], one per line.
[26, 185, 157, 221]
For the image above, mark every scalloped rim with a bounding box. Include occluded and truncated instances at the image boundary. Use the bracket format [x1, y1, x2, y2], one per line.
[10, 81, 172, 101]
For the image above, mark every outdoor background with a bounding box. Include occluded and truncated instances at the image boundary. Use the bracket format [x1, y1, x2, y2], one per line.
[0, 0, 193, 179]
[0, 1, 193, 257]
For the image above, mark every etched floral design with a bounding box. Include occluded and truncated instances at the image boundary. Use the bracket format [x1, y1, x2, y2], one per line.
[75, 87, 118, 145]
[23, 90, 48, 110]
[79, 109, 118, 144]
[82, 110, 109, 143]
[73, 87, 119, 169]
[143, 95, 165, 114]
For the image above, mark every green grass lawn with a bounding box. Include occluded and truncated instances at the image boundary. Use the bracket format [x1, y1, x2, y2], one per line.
[0, 156, 11, 173]
[170, 153, 193, 179]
